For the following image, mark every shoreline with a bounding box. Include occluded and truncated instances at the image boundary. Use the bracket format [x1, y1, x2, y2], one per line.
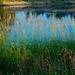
[0, 1, 75, 6]
[0, 1, 30, 6]
[0, 1, 75, 10]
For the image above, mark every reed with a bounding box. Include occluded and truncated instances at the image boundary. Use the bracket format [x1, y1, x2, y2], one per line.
[0, 36, 75, 75]
[0, 10, 75, 75]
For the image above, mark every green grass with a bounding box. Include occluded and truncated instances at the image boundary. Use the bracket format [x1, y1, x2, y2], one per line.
[0, 35, 75, 75]
[0, 25, 75, 75]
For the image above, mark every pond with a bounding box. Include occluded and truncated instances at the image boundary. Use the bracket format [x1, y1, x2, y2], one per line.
[0, 6, 75, 46]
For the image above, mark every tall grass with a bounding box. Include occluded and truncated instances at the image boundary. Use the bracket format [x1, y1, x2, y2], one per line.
[0, 38, 75, 75]
[0, 10, 75, 75]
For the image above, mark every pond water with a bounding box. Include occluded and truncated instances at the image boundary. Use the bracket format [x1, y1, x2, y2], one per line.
[0, 7, 75, 46]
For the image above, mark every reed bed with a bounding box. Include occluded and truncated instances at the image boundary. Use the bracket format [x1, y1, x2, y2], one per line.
[0, 11, 75, 75]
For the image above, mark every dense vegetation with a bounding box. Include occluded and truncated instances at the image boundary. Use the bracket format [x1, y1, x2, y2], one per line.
[0, 0, 75, 73]
[0, 30, 75, 75]
[0, 36, 75, 75]
[0, 7, 75, 75]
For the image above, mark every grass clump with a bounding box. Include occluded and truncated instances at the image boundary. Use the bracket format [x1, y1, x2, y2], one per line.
[0, 44, 33, 75]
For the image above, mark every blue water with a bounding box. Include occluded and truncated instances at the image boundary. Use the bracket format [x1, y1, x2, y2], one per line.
[6, 10, 75, 46]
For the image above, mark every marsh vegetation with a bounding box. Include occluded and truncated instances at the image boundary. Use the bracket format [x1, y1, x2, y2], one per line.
[0, 7, 75, 75]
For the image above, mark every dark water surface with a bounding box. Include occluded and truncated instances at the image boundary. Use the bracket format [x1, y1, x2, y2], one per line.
[0, 6, 75, 46]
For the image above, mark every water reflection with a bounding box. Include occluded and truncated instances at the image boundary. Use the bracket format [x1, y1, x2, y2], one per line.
[6, 10, 75, 45]
[0, 8, 15, 26]
[0, 7, 15, 46]
[0, 7, 75, 45]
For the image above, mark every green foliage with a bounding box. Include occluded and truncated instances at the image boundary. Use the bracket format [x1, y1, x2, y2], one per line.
[0, 37, 75, 74]
[0, 0, 4, 3]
